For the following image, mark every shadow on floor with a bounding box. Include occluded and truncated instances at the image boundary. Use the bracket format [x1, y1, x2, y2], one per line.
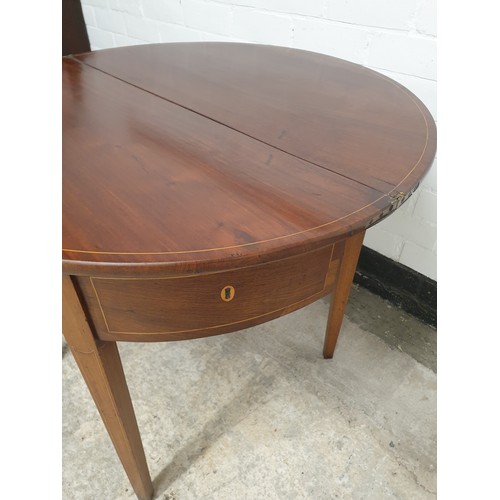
[152, 367, 276, 496]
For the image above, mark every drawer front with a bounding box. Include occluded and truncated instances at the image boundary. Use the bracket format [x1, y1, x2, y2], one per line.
[86, 245, 335, 338]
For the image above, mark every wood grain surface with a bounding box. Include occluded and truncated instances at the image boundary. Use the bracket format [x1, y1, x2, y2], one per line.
[63, 43, 436, 277]
[62, 275, 153, 499]
[62, 44, 436, 500]
[74, 244, 337, 341]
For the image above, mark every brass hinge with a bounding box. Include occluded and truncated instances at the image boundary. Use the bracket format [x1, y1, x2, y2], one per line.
[389, 191, 406, 207]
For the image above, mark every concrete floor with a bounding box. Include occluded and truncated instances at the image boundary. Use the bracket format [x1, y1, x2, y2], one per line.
[62, 285, 436, 499]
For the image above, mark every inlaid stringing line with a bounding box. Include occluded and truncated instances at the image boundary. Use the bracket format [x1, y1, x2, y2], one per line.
[63, 61, 430, 257]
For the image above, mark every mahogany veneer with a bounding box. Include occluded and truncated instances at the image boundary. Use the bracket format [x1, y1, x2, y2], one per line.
[62, 42, 436, 500]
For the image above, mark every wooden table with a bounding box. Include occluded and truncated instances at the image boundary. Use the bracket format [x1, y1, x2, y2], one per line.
[62, 42, 436, 500]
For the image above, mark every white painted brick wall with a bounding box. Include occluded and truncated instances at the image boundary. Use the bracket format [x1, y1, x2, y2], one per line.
[233, 8, 292, 45]
[368, 31, 436, 80]
[109, 0, 143, 16]
[79, 0, 437, 280]
[184, 0, 233, 35]
[414, 0, 437, 36]
[324, 0, 417, 31]
[94, 6, 127, 34]
[252, 0, 324, 17]
[293, 17, 370, 64]
[124, 13, 161, 41]
[158, 22, 203, 42]
[142, 0, 183, 24]
[84, 0, 108, 7]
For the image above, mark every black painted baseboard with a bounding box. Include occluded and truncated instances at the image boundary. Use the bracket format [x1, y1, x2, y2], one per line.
[353, 246, 437, 327]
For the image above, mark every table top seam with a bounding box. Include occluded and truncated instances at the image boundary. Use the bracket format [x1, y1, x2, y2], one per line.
[68, 55, 390, 197]
[62, 50, 432, 260]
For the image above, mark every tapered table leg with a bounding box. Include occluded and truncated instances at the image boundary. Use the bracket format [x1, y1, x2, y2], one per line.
[62, 275, 153, 500]
[323, 230, 366, 359]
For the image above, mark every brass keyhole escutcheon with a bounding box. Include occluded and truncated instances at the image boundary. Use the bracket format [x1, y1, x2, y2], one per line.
[221, 285, 235, 302]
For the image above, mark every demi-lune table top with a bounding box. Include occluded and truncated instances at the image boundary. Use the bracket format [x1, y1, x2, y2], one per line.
[63, 43, 437, 500]
[62, 42, 436, 277]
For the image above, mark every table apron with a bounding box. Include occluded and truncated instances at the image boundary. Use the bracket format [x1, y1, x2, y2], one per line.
[73, 243, 344, 342]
